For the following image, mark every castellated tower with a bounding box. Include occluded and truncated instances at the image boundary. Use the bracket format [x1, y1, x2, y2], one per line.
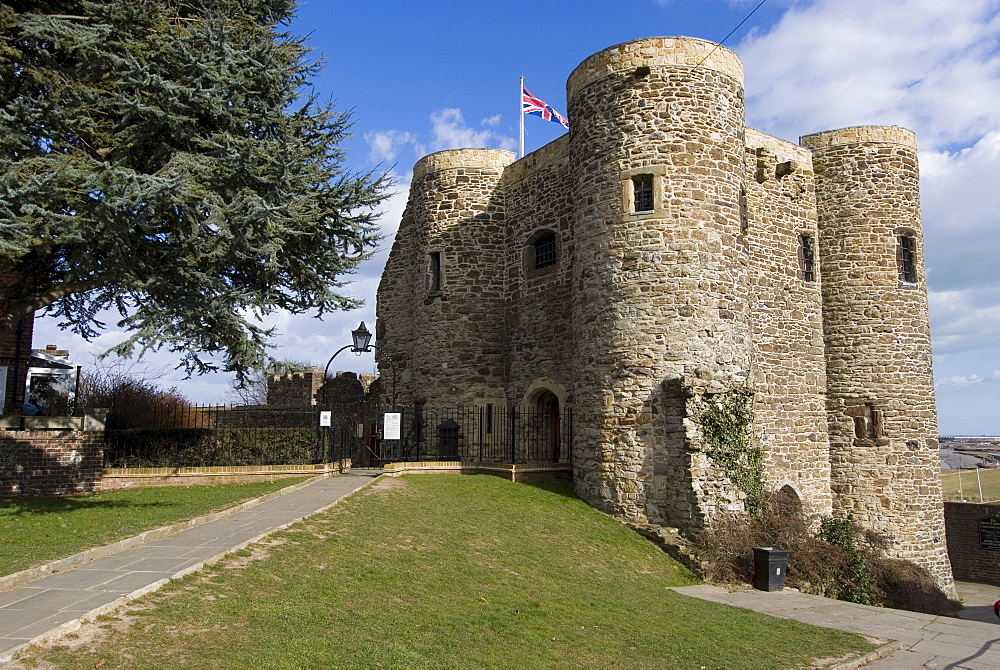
[565, 39, 754, 527]
[377, 149, 514, 409]
[803, 127, 953, 590]
[376, 36, 954, 591]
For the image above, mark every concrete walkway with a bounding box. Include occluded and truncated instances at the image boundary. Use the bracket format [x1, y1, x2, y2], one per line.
[0, 472, 378, 664]
[674, 582, 1000, 668]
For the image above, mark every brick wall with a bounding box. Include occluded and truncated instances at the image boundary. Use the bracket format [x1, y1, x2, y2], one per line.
[0, 430, 104, 496]
[945, 501, 1000, 585]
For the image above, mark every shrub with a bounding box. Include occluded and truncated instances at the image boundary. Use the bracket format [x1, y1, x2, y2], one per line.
[78, 365, 195, 429]
[695, 494, 961, 616]
[103, 427, 323, 468]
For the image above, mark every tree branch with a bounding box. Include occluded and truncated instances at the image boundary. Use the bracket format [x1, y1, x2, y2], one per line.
[0, 278, 106, 342]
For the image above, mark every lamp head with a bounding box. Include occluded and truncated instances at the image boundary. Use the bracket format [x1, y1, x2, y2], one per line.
[351, 322, 372, 352]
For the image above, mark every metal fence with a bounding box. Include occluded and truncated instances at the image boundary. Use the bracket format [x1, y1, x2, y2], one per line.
[325, 404, 573, 467]
[96, 404, 324, 468]
[92, 400, 573, 469]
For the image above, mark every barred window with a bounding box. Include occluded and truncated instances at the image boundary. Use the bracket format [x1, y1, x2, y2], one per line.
[633, 174, 654, 212]
[798, 234, 816, 283]
[534, 232, 557, 269]
[897, 233, 917, 283]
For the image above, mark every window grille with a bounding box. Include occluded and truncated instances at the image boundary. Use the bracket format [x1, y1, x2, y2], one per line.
[633, 174, 654, 212]
[897, 234, 917, 283]
[534, 233, 557, 269]
[798, 234, 815, 283]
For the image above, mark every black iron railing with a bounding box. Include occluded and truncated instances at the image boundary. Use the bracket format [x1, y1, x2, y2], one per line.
[324, 404, 573, 467]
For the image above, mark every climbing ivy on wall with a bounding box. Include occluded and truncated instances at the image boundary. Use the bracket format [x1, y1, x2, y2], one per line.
[697, 387, 763, 516]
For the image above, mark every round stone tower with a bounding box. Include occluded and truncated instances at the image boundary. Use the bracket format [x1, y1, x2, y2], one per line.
[566, 37, 753, 529]
[803, 126, 953, 591]
[381, 148, 514, 409]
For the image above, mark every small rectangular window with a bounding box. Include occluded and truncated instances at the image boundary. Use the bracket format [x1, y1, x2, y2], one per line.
[633, 174, 654, 212]
[897, 234, 917, 283]
[429, 251, 442, 292]
[798, 234, 815, 283]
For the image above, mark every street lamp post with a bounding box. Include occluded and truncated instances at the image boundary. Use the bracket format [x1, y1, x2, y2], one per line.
[320, 322, 399, 469]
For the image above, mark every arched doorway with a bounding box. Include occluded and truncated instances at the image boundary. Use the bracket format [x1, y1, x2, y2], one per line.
[535, 390, 561, 462]
[772, 484, 804, 518]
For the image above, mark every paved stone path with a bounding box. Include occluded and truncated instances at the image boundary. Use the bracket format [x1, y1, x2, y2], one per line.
[674, 582, 1000, 668]
[0, 472, 377, 664]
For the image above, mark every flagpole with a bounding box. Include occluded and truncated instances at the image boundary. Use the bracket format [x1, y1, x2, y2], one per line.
[519, 76, 525, 158]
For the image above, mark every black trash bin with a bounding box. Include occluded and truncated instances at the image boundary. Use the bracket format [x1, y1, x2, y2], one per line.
[753, 547, 789, 591]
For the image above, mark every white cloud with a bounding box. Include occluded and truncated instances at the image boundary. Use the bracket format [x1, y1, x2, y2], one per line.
[364, 129, 417, 165]
[937, 374, 986, 388]
[739, 0, 1000, 148]
[428, 107, 517, 153]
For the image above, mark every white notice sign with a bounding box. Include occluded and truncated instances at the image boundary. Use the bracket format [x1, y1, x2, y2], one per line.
[319, 411, 332, 427]
[384, 412, 402, 440]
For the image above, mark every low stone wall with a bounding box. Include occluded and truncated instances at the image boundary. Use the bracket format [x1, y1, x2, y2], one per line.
[0, 429, 104, 496]
[945, 501, 1000, 585]
[382, 461, 573, 483]
[101, 462, 348, 490]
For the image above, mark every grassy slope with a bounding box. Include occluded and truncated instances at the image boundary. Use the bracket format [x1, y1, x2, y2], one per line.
[0, 478, 307, 575]
[26, 475, 872, 669]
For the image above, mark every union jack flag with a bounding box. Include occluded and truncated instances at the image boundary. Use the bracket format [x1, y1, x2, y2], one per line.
[522, 85, 569, 129]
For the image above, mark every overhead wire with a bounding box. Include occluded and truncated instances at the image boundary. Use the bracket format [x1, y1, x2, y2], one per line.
[696, 0, 769, 67]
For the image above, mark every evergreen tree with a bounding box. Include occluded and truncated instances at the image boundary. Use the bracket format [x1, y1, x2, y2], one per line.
[0, 0, 386, 378]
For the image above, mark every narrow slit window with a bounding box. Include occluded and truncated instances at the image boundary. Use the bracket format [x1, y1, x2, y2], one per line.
[633, 174, 654, 212]
[485, 403, 494, 435]
[738, 186, 748, 233]
[897, 234, 917, 283]
[798, 234, 815, 283]
[534, 232, 557, 269]
[429, 251, 443, 292]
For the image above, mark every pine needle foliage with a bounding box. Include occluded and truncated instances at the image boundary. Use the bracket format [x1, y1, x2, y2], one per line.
[0, 0, 387, 378]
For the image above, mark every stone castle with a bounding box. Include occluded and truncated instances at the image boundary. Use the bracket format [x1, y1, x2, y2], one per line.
[376, 36, 953, 589]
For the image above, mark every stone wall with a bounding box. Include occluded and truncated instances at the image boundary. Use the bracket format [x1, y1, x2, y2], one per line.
[0, 430, 104, 496]
[379, 149, 514, 410]
[805, 126, 952, 591]
[945, 502, 1000, 585]
[566, 36, 752, 529]
[267, 370, 325, 407]
[744, 128, 833, 519]
[502, 137, 574, 406]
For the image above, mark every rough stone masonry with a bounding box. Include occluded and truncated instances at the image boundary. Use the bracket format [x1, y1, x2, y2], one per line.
[376, 36, 954, 592]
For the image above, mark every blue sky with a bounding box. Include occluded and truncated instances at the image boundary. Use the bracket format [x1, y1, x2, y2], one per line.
[35, 0, 1000, 435]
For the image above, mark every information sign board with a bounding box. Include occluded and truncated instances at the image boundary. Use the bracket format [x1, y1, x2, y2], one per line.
[384, 412, 402, 440]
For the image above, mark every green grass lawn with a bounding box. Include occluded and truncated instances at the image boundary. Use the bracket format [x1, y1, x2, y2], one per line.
[20, 475, 874, 669]
[941, 468, 1000, 502]
[0, 477, 307, 576]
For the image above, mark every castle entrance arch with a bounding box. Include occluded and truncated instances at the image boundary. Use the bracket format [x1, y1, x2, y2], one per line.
[521, 380, 571, 463]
